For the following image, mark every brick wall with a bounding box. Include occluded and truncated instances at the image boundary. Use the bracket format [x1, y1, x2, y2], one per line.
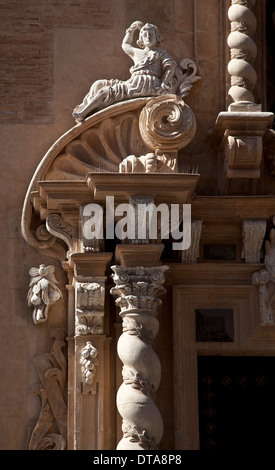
[0, 0, 113, 124]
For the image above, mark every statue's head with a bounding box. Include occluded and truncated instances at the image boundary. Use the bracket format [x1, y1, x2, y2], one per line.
[137, 23, 163, 49]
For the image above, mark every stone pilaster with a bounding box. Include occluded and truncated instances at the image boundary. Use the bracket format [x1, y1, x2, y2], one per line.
[66, 252, 113, 450]
[111, 264, 168, 450]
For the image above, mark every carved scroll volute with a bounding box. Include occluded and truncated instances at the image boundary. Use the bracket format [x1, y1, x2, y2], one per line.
[46, 214, 77, 255]
[139, 95, 197, 172]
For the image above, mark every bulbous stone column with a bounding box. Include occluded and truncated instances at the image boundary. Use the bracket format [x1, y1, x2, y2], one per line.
[111, 264, 168, 450]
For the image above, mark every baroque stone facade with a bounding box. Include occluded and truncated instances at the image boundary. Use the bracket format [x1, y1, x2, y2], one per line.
[1, 0, 275, 451]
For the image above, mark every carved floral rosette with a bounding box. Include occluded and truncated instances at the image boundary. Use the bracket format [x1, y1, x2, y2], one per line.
[111, 265, 168, 450]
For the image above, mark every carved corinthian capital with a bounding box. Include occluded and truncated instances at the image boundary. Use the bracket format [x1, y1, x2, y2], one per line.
[111, 265, 168, 450]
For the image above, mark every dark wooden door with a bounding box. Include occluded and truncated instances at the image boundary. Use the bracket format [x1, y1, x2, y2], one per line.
[198, 356, 275, 450]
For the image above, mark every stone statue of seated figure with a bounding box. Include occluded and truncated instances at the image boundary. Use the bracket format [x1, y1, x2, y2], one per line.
[73, 21, 181, 122]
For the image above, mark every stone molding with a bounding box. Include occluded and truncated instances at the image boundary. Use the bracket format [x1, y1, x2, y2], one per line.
[211, 111, 274, 192]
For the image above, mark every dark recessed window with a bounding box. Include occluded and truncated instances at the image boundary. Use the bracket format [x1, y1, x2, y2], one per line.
[204, 244, 236, 260]
[196, 309, 234, 342]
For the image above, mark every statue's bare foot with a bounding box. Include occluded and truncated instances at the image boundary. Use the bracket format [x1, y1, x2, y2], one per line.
[72, 111, 84, 123]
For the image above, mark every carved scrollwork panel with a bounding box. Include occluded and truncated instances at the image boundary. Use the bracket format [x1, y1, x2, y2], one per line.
[28, 330, 67, 450]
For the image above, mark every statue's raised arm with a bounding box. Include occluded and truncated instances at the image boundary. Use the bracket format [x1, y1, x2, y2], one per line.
[121, 21, 145, 59]
[72, 22, 200, 122]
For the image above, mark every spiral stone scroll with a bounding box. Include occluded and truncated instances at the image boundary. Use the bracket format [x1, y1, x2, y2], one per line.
[139, 94, 196, 152]
[111, 265, 168, 450]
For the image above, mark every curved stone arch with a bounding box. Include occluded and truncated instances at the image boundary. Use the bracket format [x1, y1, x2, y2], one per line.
[21, 94, 197, 259]
[21, 97, 152, 256]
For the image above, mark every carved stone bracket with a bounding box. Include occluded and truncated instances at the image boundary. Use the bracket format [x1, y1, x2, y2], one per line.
[241, 219, 266, 263]
[181, 219, 203, 263]
[28, 330, 67, 450]
[211, 111, 274, 193]
[252, 217, 275, 325]
[111, 264, 168, 450]
[46, 213, 77, 255]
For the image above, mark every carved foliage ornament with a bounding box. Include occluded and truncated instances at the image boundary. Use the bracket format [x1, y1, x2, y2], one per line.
[27, 265, 62, 324]
[80, 341, 99, 386]
[28, 330, 67, 450]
